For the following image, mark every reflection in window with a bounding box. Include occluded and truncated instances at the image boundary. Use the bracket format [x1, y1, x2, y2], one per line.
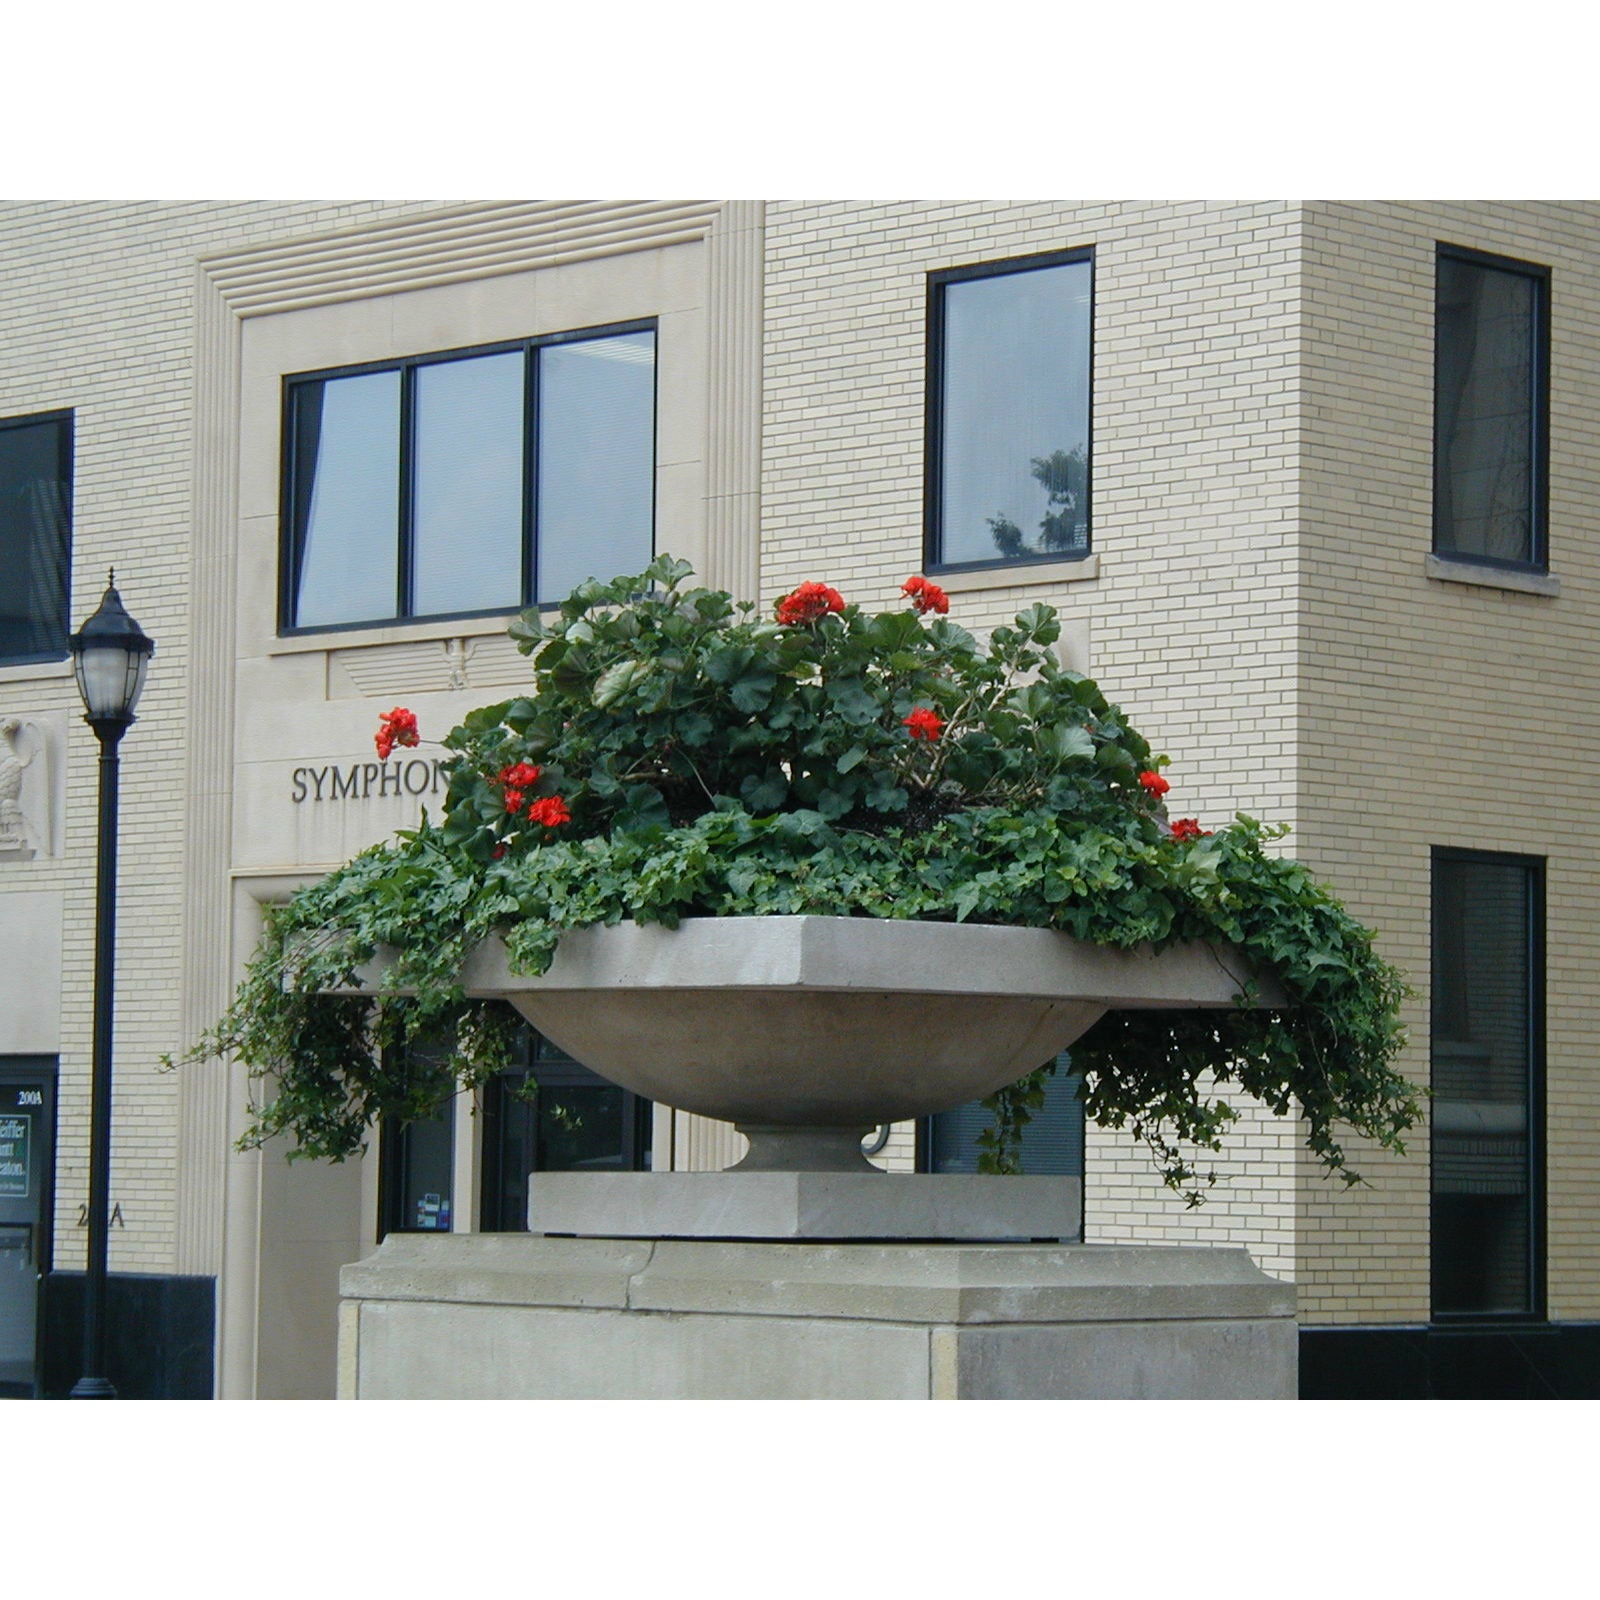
[931, 255, 1092, 568]
[413, 352, 524, 616]
[1434, 249, 1547, 569]
[537, 332, 658, 603]
[480, 1028, 652, 1233]
[290, 371, 401, 627]
[282, 324, 656, 631]
[379, 1095, 455, 1237]
[1431, 851, 1542, 1317]
[921, 1052, 1083, 1235]
[0, 411, 72, 663]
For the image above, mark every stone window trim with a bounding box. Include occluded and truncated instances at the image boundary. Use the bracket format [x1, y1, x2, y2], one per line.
[935, 553, 1100, 595]
[1424, 552, 1561, 598]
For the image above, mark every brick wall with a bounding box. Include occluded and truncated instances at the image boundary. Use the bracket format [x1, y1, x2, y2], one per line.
[0, 201, 431, 1273]
[1297, 200, 1600, 1321]
[761, 201, 1306, 1277]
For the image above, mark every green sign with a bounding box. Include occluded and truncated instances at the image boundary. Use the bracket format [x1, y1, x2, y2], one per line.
[0, 1114, 30, 1199]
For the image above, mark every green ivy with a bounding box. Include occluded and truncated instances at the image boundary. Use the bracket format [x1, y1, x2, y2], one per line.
[171, 557, 1421, 1201]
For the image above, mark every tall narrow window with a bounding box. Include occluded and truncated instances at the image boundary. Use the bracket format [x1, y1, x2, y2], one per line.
[282, 323, 656, 632]
[1431, 849, 1543, 1318]
[927, 251, 1092, 571]
[0, 411, 72, 664]
[378, 1097, 455, 1238]
[1434, 247, 1549, 570]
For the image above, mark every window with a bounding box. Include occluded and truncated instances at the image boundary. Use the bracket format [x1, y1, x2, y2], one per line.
[0, 411, 71, 664]
[281, 323, 656, 632]
[1434, 246, 1549, 570]
[926, 250, 1092, 571]
[918, 1051, 1083, 1221]
[378, 1097, 455, 1238]
[480, 1029, 651, 1232]
[1431, 849, 1544, 1319]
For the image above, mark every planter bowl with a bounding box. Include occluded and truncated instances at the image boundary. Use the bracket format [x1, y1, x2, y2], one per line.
[441, 916, 1278, 1172]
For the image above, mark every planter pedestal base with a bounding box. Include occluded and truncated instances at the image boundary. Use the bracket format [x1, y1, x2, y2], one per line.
[338, 1233, 1297, 1400]
[528, 1171, 1083, 1242]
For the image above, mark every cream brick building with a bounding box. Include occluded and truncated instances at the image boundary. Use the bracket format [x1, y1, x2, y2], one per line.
[1, 199, 1592, 1398]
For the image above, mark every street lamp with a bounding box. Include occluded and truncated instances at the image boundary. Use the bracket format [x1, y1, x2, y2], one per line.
[66, 572, 154, 1400]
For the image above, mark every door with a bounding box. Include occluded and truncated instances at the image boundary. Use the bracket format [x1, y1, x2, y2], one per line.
[0, 1061, 54, 1398]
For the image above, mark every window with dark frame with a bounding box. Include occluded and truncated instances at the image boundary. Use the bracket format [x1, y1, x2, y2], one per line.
[1431, 848, 1544, 1320]
[926, 250, 1093, 573]
[479, 1028, 651, 1233]
[378, 1094, 456, 1238]
[281, 322, 656, 633]
[0, 410, 72, 664]
[918, 1051, 1084, 1231]
[1434, 246, 1549, 571]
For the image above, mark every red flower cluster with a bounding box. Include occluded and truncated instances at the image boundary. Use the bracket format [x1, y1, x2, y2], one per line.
[1138, 770, 1170, 797]
[1170, 817, 1211, 841]
[497, 762, 542, 789]
[902, 574, 949, 615]
[375, 707, 420, 761]
[526, 796, 571, 828]
[903, 706, 944, 741]
[776, 581, 846, 625]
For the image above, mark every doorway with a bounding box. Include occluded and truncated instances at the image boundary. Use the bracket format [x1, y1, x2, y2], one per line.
[0, 1060, 55, 1398]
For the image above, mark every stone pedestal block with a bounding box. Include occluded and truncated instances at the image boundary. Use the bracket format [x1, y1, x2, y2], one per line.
[529, 1171, 1083, 1242]
[338, 1234, 1296, 1400]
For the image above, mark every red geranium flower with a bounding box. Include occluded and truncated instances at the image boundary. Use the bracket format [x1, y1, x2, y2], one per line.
[503, 789, 526, 814]
[902, 574, 949, 616]
[776, 581, 846, 626]
[527, 795, 571, 828]
[1170, 817, 1205, 841]
[903, 706, 944, 741]
[496, 762, 542, 789]
[375, 707, 419, 761]
[1138, 770, 1170, 797]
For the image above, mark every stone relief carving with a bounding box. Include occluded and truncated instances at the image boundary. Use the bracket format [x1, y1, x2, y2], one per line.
[0, 717, 49, 860]
[442, 637, 476, 691]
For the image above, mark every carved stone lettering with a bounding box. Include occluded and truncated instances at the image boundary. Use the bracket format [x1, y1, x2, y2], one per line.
[289, 759, 449, 803]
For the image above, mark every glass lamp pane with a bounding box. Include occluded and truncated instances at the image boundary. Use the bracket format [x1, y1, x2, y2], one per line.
[536, 331, 656, 601]
[412, 352, 525, 616]
[291, 371, 401, 627]
[938, 261, 1091, 566]
[73, 644, 142, 720]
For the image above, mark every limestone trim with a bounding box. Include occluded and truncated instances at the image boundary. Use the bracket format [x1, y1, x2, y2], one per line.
[199, 201, 724, 314]
[177, 201, 764, 1278]
[934, 554, 1101, 595]
[1424, 552, 1562, 597]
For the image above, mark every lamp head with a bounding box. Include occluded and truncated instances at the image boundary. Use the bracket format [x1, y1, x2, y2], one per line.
[68, 571, 155, 732]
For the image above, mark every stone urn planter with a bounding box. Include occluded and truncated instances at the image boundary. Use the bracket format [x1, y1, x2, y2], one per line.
[440, 914, 1281, 1175]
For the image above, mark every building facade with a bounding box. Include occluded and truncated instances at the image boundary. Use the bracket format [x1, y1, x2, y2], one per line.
[2, 199, 1594, 1398]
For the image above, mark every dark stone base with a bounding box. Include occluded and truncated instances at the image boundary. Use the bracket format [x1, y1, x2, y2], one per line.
[1300, 1321, 1600, 1400]
[39, 1272, 215, 1400]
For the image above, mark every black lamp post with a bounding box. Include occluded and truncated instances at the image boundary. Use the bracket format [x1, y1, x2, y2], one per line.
[66, 572, 154, 1400]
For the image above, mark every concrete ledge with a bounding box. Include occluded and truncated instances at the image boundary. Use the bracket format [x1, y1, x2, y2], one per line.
[528, 1171, 1083, 1242]
[1425, 552, 1561, 597]
[340, 1235, 1297, 1398]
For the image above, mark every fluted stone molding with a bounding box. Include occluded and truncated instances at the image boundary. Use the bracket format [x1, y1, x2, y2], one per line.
[704, 200, 765, 604]
[176, 201, 765, 1280]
